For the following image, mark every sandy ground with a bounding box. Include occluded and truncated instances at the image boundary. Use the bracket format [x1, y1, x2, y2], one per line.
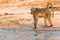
[0, 14, 33, 29]
[0, 12, 60, 30]
[0, 11, 59, 40]
[0, 13, 60, 29]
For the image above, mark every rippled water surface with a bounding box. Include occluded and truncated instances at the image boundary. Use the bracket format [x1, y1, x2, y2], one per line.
[0, 29, 60, 40]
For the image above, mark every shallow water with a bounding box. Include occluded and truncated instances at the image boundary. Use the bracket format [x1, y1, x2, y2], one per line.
[0, 29, 60, 40]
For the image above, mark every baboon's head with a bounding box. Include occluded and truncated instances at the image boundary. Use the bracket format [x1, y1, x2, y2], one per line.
[47, 3, 53, 9]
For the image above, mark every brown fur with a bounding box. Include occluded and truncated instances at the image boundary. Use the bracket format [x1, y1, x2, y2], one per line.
[31, 3, 54, 29]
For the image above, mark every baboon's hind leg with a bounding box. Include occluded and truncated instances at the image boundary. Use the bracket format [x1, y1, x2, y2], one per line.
[33, 14, 38, 29]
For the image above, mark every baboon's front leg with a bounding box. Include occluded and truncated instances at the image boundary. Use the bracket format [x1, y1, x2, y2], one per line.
[44, 17, 48, 27]
[47, 17, 53, 27]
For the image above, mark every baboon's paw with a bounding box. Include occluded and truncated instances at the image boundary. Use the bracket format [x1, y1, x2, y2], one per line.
[42, 25, 48, 28]
[48, 25, 53, 27]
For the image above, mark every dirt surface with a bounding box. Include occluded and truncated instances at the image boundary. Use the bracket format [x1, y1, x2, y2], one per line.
[0, 11, 59, 40]
[0, 11, 60, 30]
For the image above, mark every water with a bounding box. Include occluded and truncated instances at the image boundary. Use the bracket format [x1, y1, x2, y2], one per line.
[0, 29, 60, 40]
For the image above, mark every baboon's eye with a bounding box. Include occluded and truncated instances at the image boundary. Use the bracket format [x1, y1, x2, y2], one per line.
[49, 7, 52, 9]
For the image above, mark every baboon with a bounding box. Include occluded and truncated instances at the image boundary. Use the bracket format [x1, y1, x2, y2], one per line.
[31, 3, 54, 29]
